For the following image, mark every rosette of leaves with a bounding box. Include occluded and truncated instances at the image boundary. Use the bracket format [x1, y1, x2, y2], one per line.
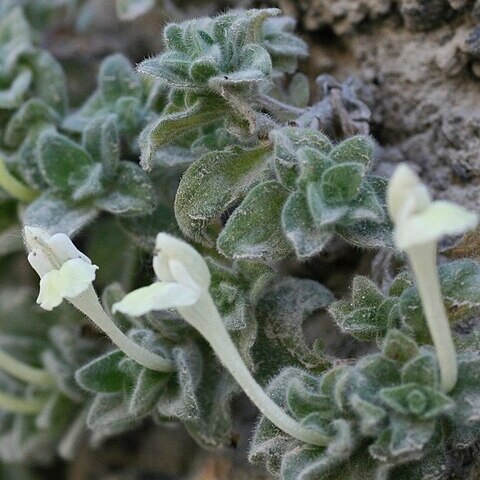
[250, 329, 480, 479]
[63, 54, 165, 152]
[137, 8, 308, 166]
[0, 288, 105, 464]
[22, 115, 156, 235]
[76, 268, 263, 449]
[330, 259, 480, 343]
[0, 6, 66, 124]
[175, 127, 391, 262]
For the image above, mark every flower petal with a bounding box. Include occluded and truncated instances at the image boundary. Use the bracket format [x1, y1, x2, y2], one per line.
[387, 164, 430, 223]
[112, 282, 199, 317]
[37, 270, 63, 310]
[28, 250, 54, 277]
[58, 258, 98, 299]
[48, 233, 92, 265]
[36, 259, 97, 310]
[396, 201, 479, 249]
[154, 233, 210, 290]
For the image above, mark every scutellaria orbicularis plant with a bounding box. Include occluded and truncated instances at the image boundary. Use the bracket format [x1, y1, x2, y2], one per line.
[0, 4, 480, 480]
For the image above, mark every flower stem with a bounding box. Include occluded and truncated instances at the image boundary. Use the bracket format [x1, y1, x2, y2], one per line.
[0, 348, 55, 387]
[71, 286, 175, 373]
[406, 244, 457, 392]
[179, 295, 331, 447]
[0, 391, 45, 414]
[0, 156, 37, 203]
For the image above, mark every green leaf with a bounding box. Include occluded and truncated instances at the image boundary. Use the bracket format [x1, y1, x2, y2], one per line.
[139, 96, 228, 168]
[29, 50, 67, 113]
[175, 145, 270, 246]
[75, 350, 126, 394]
[282, 190, 332, 258]
[383, 330, 419, 364]
[87, 392, 140, 432]
[341, 308, 387, 341]
[71, 163, 104, 202]
[218, 181, 291, 262]
[270, 127, 332, 189]
[287, 379, 329, 419]
[99, 54, 141, 104]
[254, 276, 332, 382]
[38, 132, 94, 191]
[163, 23, 186, 52]
[321, 162, 365, 205]
[350, 394, 386, 436]
[189, 57, 219, 84]
[138, 52, 193, 88]
[380, 384, 453, 419]
[352, 276, 385, 308]
[401, 353, 438, 388]
[128, 368, 170, 416]
[329, 136, 374, 166]
[3, 98, 59, 148]
[369, 418, 435, 463]
[96, 162, 155, 216]
[0, 69, 32, 109]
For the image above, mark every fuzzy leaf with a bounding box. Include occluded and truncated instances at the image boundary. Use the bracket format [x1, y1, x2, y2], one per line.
[175, 145, 270, 245]
[321, 163, 365, 205]
[99, 54, 141, 104]
[75, 350, 125, 394]
[218, 181, 291, 262]
[254, 276, 332, 381]
[383, 330, 419, 364]
[140, 96, 228, 168]
[96, 162, 155, 216]
[282, 190, 333, 258]
[329, 136, 374, 166]
[380, 384, 453, 419]
[38, 132, 93, 192]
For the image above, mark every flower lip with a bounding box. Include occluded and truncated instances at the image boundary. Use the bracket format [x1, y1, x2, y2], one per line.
[387, 164, 430, 224]
[387, 164, 479, 250]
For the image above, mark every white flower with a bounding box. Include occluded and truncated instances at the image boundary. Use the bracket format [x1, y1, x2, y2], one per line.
[387, 164, 478, 392]
[113, 233, 330, 446]
[387, 164, 478, 250]
[24, 226, 98, 311]
[112, 233, 210, 316]
[24, 227, 174, 372]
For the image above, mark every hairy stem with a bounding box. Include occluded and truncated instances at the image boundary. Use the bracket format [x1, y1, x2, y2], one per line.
[0, 156, 37, 203]
[0, 348, 55, 387]
[407, 243, 457, 392]
[179, 294, 331, 446]
[71, 286, 175, 373]
[0, 391, 45, 414]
